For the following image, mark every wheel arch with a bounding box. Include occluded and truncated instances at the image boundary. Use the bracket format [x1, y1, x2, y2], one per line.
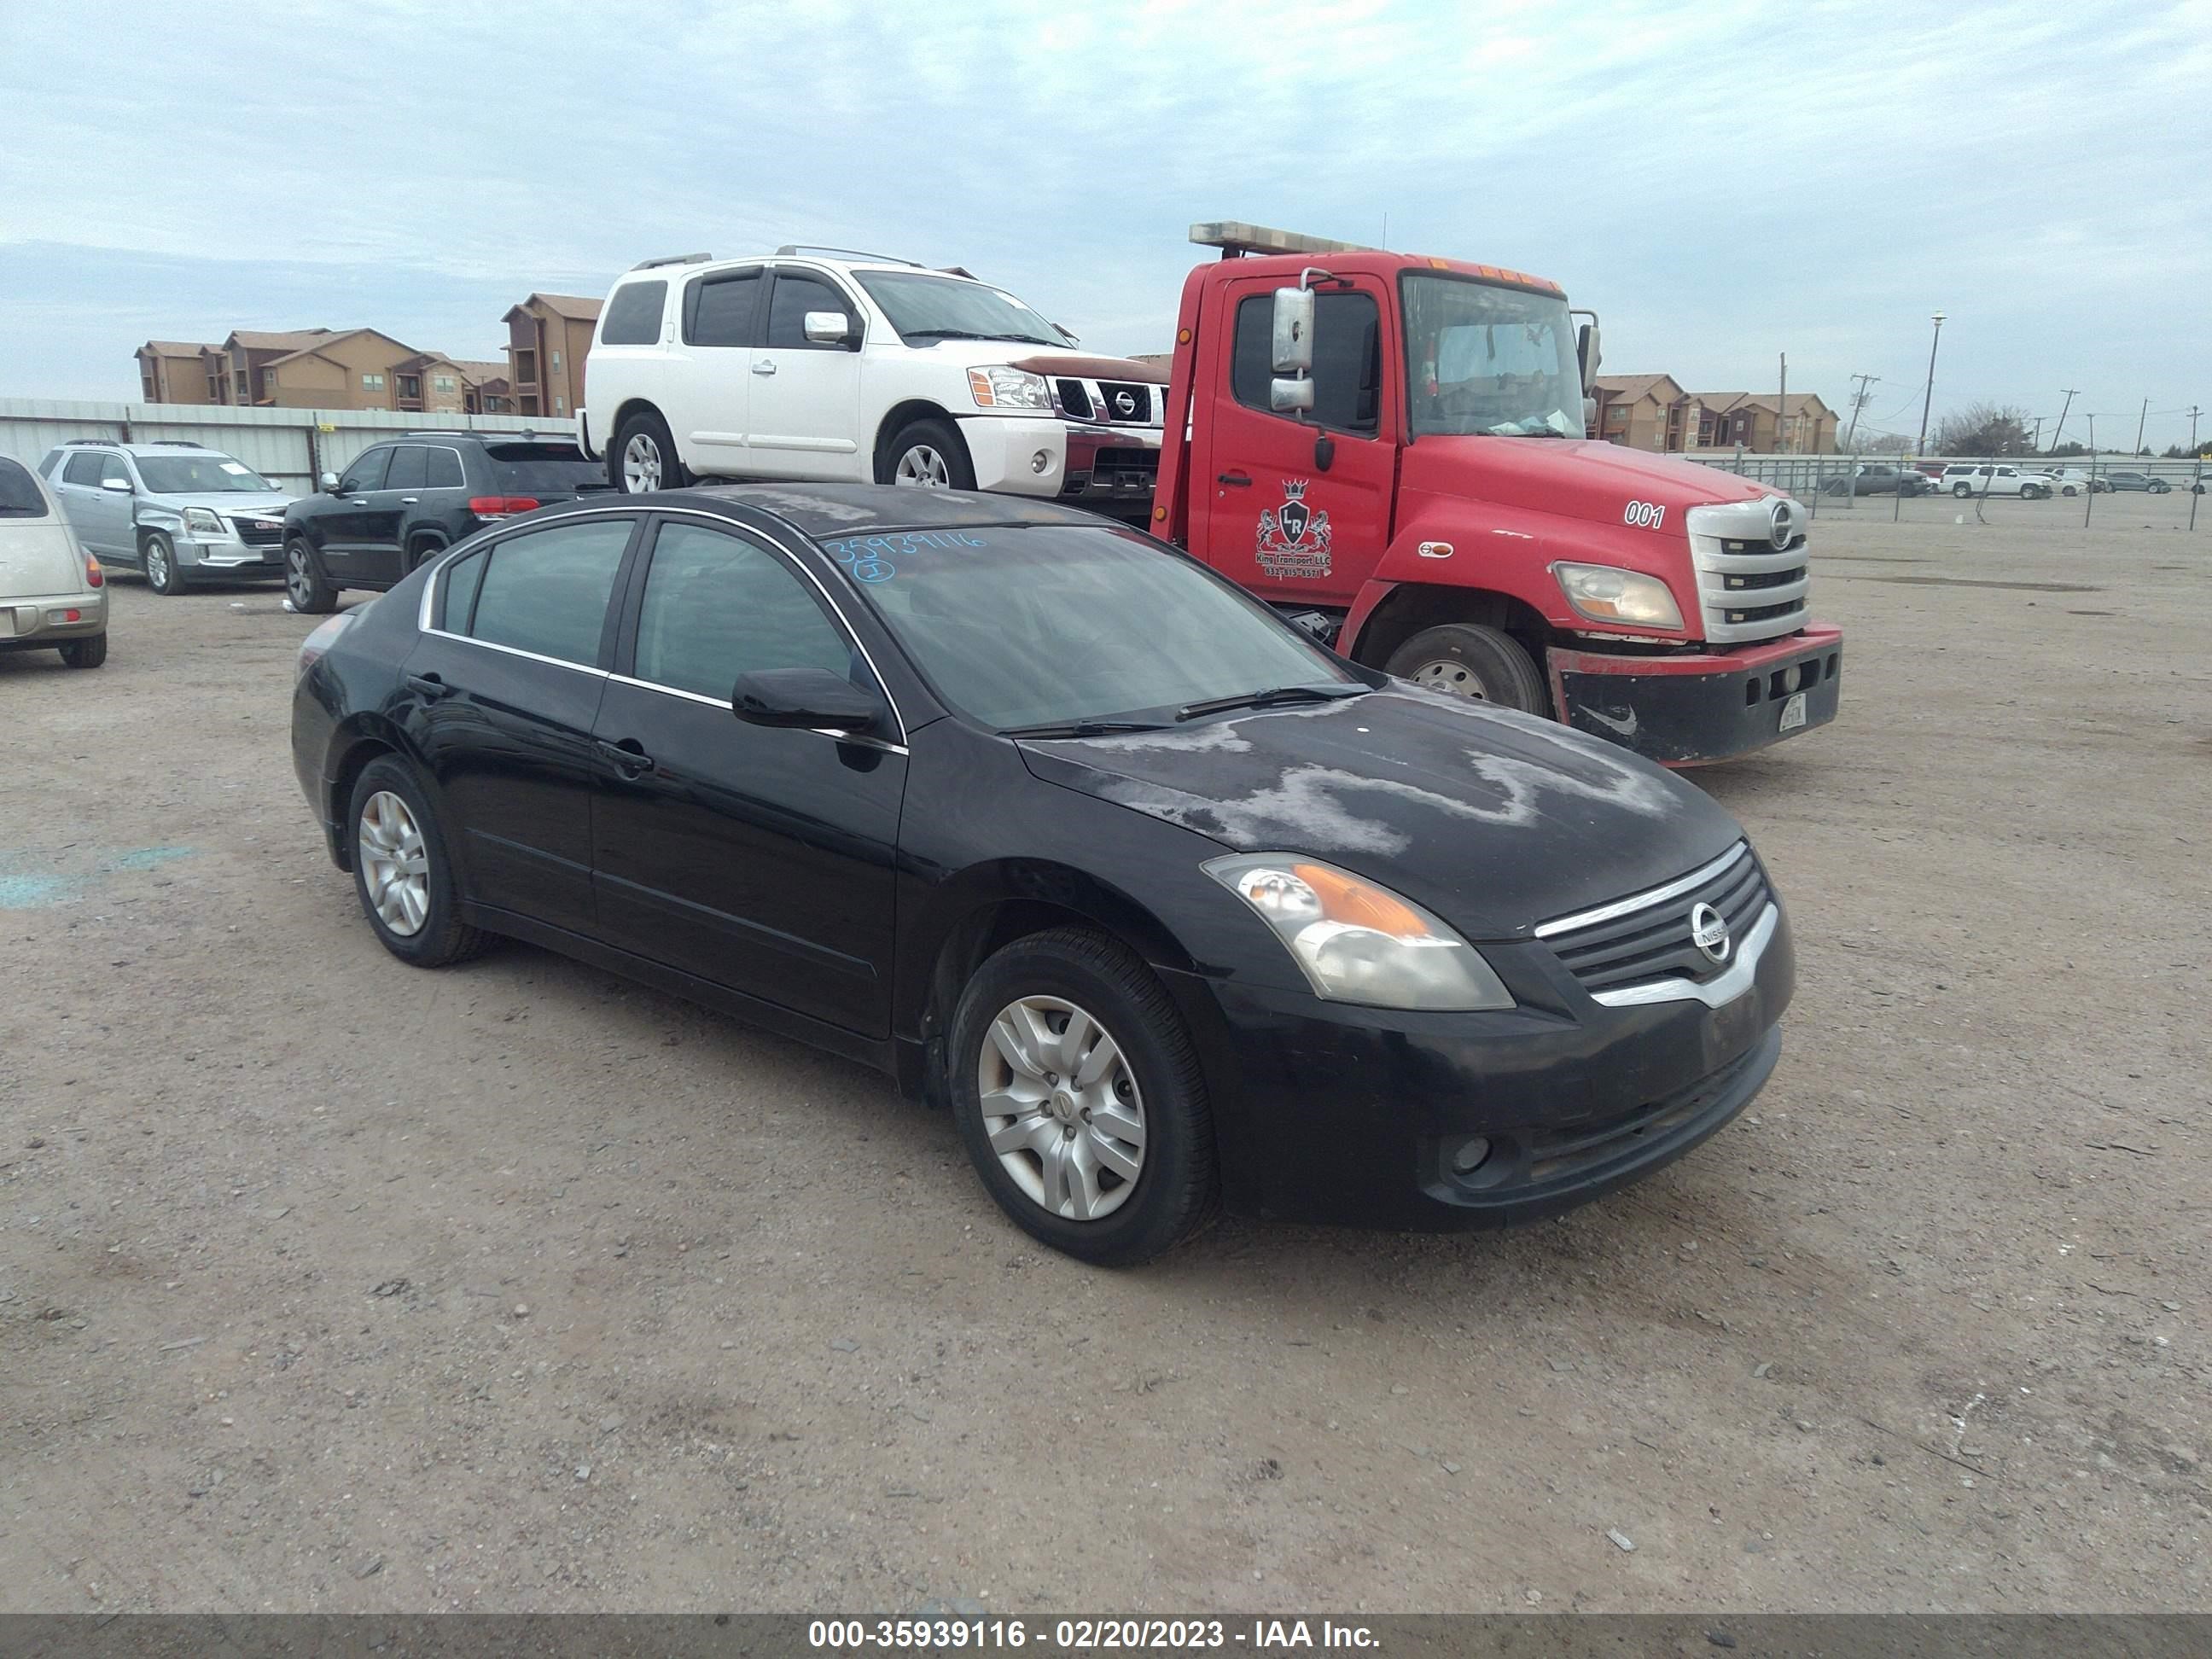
[1344, 580, 1554, 672]
[873, 399, 965, 480]
[323, 716, 429, 873]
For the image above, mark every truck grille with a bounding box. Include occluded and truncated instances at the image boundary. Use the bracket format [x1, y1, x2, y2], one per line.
[1536, 842, 1772, 998]
[1052, 377, 1159, 427]
[1683, 498, 1811, 643]
[232, 517, 283, 547]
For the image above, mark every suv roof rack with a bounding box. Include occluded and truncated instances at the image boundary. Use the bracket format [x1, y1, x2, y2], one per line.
[629, 251, 712, 271]
[61, 437, 115, 446]
[1189, 221, 1373, 259]
[149, 439, 205, 447]
[775, 244, 923, 267]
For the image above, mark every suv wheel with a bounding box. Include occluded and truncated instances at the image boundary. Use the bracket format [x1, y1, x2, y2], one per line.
[285, 538, 337, 614]
[143, 532, 186, 596]
[614, 410, 684, 494]
[879, 416, 976, 491]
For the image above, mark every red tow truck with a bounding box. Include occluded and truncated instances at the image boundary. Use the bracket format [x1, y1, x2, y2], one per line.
[1147, 223, 1842, 764]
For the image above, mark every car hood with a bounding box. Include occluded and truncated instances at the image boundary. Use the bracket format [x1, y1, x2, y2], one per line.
[158, 492, 295, 515]
[1016, 685, 1746, 938]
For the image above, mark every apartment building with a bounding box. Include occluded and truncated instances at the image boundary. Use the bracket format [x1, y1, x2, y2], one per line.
[1589, 375, 1840, 453]
[131, 331, 509, 413]
[501, 293, 600, 418]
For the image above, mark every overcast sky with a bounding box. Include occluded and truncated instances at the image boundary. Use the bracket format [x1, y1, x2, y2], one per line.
[3, 0, 2208, 450]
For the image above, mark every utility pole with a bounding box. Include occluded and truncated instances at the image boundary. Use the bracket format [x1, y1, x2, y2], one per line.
[2029, 415, 2044, 451]
[1843, 373, 1880, 451]
[1914, 312, 1945, 457]
[2084, 414, 2098, 527]
[2133, 396, 2149, 457]
[2190, 405, 2201, 532]
[1778, 352, 1788, 455]
[2052, 387, 2081, 454]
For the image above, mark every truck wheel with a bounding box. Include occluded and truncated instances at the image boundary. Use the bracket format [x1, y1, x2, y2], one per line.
[1385, 623, 1547, 713]
[879, 417, 975, 491]
[614, 410, 684, 494]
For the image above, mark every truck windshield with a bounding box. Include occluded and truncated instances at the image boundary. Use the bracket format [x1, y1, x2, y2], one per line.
[829, 523, 1359, 732]
[1402, 276, 1583, 439]
[854, 271, 1074, 348]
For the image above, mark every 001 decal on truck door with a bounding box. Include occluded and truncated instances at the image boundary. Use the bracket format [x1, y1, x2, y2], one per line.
[1623, 500, 1667, 529]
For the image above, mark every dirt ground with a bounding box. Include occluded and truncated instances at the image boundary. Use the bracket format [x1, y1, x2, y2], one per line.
[3, 492, 2207, 1615]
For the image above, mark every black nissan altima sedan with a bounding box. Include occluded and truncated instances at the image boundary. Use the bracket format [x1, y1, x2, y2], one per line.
[291, 484, 1794, 1265]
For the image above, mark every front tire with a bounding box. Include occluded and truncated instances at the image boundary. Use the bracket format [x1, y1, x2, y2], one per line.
[346, 758, 487, 969]
[58, 634, 108, 670]
[285, 538, 337, 614]
[1953, 483, 1972, 498]
[877, 416, 976, 491]
[1383, 621, 1548, 713]
[614, 410, 684, 495]
[143, 532, 186, 595]
[950, 928, 1216, 1266]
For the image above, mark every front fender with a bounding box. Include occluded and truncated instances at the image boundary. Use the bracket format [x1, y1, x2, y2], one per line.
[133, 504, 186, 540]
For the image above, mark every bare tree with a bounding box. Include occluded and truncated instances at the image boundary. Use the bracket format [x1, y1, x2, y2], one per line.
[1935, 403, 2035, 456]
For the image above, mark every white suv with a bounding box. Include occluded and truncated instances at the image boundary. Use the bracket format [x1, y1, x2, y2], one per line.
[579, 247, 1165, 519]
[1936, 463, 2057, 499]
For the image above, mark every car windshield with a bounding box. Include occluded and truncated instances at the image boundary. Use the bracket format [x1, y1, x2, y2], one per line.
[485, 443, 608, 492]
[853, 271, 1074, 347]
[0, 457, 49, 518]
[829, 523, 1360, 731]
[132, 453, 276, 492]
[1402, 274, 1584, 439]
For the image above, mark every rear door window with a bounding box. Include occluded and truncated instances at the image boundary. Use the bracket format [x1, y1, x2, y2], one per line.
[601, 280, 668, 346]
[0, 457, 49, 517]
[385, 445, 428, 491]
[684, 268, 764, 347]
[485, 443, 605, 492]
[466, 517, 635, 667]
[424, 447, 466, 488]
[62, 451, 108, 486]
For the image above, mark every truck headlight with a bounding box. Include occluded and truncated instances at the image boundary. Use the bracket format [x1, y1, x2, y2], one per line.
[183, 507, 228, 538]
[967, 366, 1051, 411]
[1552, 562, 1683, 629]
[1203, 854, 1514, 1011]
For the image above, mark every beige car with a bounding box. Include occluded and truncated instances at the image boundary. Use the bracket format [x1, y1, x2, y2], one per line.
[0, 455, 108, 668]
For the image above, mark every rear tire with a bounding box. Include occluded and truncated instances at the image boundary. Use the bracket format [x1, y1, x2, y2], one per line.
[614, 410, 684, 494]
[285, 538, 337, 614]
[1384, 622, 1548, 713]
[878, 416, 976, 491]
[346, 757, 488, 969]
[58, 634, 108, 670]
[143, 532, 186, 595]
[1953, 483, 1972, 498]
[949, 928, 1217, 1266]
[406, 534, 446, 576]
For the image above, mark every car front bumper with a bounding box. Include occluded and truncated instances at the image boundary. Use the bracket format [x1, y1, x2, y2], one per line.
[0, 589, 108, 650]
[1161, 900, 1793, 1230]
[182, 533, 287, 571]
[1547, 625, 1843, 765]
[956, 414, 1163, 498]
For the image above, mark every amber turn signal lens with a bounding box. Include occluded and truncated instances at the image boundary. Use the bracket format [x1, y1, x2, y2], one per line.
[1291, 863, 1432, 940]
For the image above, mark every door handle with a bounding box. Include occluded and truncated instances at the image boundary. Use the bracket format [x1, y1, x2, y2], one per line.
[348, 498, 368, 505]
[1218, 471, 1252, 486]
[598, 736, 654, 775]
[752, 360, 777, 376]
[399, 496, 419, 504]
[405, 672, 451, 699]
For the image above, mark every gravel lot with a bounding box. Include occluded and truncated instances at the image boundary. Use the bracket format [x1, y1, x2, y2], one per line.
[3, 495, 2207, 1614]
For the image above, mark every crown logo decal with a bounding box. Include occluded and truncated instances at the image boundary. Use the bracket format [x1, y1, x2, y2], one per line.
[1283, 479, 1308, 500]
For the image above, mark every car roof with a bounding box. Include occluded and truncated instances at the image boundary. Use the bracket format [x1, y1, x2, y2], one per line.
[538, 482, 1121, 540]
[58, 441, 243, 457]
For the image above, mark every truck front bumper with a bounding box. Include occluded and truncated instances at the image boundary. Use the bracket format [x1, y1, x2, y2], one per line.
[1548, 624, 1842, 765]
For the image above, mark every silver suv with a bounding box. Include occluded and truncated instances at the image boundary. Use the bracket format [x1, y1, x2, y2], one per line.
[38, 440, 295, 594]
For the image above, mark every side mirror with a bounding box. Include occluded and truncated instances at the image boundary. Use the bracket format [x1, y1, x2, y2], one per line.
[321, 472, 342, 492]
[803, 311, 853, 346]
[1269, 377, 1316, 414]
[1581, 394, 1598, 435]
[101, 477, 131, 493]
[731, 667, 882, 736]
[1271, 287, 1314, 375]
[1573, 311, 1602, 394]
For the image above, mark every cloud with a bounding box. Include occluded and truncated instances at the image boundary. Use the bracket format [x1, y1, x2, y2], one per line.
[2, 0, 2206, 444]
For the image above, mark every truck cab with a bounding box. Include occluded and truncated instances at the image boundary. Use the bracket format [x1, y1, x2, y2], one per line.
[1151, 224, 1842, 765]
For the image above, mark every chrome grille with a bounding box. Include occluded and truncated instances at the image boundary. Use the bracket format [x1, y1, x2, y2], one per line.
[1684, 498, 1811, 643]
[232, 517, 283, 547]
[1537, 842, 1773, 998]
[1051, 377, 1160, 428]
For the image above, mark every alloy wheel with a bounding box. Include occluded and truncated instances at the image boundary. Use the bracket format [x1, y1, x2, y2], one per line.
[146, 540, 172, 590]
[622, 434, 662, 493]
[976, 994, 1147, 1220]
[285, 546, 315, 609]
[357, 790, 430, 938]
[1406, 659, 1491, 701]
[894, 444, 951, 488]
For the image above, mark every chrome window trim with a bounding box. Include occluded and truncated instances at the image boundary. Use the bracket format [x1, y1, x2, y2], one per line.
[411, 503, 911, 744]
[1587, 903, 1778, 1009]
[416, 630, 612, 679]
[1534, 841, 1749, 939]
[605, 672, 909, 755]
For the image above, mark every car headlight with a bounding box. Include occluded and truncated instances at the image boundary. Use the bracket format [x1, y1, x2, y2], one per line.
[1552, 562, 1683, 629]
[183, 507, 228, 537]
[1202, 854, 1514, 1011]
[967, 366, 1051, 412]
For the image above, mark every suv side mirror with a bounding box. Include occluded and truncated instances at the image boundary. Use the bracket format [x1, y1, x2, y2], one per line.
[731, 667, 882, 736]
[101, 476, 132, 493]
[321, 471, 342, 492]
[803, 311, 853, 347]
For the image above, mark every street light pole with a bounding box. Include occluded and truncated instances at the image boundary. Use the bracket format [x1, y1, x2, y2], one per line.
[1914, 312, 1945, 457]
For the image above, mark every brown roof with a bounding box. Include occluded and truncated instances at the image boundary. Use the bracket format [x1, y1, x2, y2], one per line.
[1694, 391, 1834, 418]
[263, 327, 418, 369]
[224, 328, 335, 352]
[1592, 374, 1682, 402]
[453, 360, 509, 386]
[142, 339, 218, 358]
[509, 293, 602, 322]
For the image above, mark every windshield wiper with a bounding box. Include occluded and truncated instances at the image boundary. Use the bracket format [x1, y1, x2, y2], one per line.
[1000, 719, 1173, 739]
[1174, 684, 1365, 722]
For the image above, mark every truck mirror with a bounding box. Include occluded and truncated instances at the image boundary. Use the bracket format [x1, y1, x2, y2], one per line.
[1270, 377, 1316, 415]
[1582, 395, 1597, 435]
[1575, 320, 1602, 394]
[1272, 287, 1314, 375]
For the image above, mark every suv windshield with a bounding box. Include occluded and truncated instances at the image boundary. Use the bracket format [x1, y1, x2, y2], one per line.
[828, 523, 1359, 731]
[485, 443, 608, 492]
[132, 453, 276, 492]
[1402, 275, 1584, 439]
[853, 271, 1073, 348]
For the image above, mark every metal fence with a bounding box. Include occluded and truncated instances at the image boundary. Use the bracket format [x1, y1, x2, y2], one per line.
[1678, 447, 2207, 507]
[0, 399, 578, 492]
